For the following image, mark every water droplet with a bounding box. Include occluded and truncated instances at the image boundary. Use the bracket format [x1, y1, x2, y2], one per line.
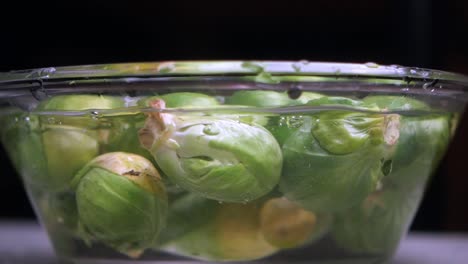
[401, 88, 410, 92]
[157, 62, 176, 73]
[203, 125, 220, 135]
[364, 62, 379, 68]
[24, 117, 30, 122]
[218, 201, 223, 204]
[41, 67, 56, 78]
[409, 69, 417, 74]
[47, 117, 56, 124]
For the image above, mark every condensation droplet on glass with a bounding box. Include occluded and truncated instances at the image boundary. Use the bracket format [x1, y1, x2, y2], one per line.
[421, 71, 430, 78]
[157, 62, 176, 73]
[364, 62, 379, 68]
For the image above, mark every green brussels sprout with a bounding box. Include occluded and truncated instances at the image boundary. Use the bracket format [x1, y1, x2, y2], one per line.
[156, 193, 219, 246]
[294, 92, 324, 105]
[265, 115, 308, 146]
[226, 90, 294, 107]
[225, 91, 325, 146]
[139, 92, 220, 108]
[5, 95, 125, 191]
[73, 152, 168, 258]
[37, 94, 124, 111]
[259, 197, 331, 249]
[332, 186, 421, 255]
[4, 114, 99, 191]
[162, 202, 278, 261]
[279, 106, 400, 212]
[98, 113, 155, 161]
[363, 96, 451, 189]
[139, 99, 282, 203]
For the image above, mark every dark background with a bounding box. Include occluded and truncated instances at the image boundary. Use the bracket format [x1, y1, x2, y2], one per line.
[1, 0, 467, 231]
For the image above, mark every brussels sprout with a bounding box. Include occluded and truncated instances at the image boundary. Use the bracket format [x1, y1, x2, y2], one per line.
[259, 197, 331, 249]
[294, 92, 324, 105]
[139, 99, 282, 203]
[6, 95, 125, 191]
[362, 95, 429, 111]
[226, 90, 295, 107]
[279, 106, 400, 212]
[99, 113, 155, 161]
[37, 94, 124, 111]
[5, 115, 99, 191]
[332, 186, 421, 255]
[156, 193, 219, 246]
[139, 92, 220, 108]
[265, 115, 308, 146]
[363, 96, 451, 189]
[73, 152, 168, 258]
[163, 202, 278, 261]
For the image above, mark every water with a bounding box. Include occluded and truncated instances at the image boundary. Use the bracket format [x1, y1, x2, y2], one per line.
[0, 94, 457, 264]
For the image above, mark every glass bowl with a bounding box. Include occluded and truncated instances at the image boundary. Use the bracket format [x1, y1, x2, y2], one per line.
[0, 61, 467, 264]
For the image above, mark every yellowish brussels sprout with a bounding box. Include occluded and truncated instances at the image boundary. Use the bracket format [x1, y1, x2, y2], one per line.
[8, 118, 99, 191]
[163, 202, 278, 261]
[8, 95, 125, 191]
[73, 152, 168, 258]
[259, 197, 331, 249]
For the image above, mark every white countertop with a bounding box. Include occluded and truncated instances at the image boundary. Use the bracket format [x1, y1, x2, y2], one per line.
[1, 221, 467, 264]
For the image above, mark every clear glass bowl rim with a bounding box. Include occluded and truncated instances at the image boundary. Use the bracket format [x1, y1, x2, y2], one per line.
[1, 61, 468, 87]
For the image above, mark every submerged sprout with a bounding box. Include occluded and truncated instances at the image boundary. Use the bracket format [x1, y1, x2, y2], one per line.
[226, 90, 295, 107]
[156, 193, 219, 246]
[139, 99, 282, 203]
[332, 186, 421, 255]
[10, 95, 125, 191]
[279, 97, 400, 212]
[37, 95, 124, 111]
[73, 152, 167, 257]
[139, 92, 220, 108]
[8, 118, 99, 191]
[163, 202, 277, 261]
[259, 197, 331, 248]
[363, 96, 451, 189]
